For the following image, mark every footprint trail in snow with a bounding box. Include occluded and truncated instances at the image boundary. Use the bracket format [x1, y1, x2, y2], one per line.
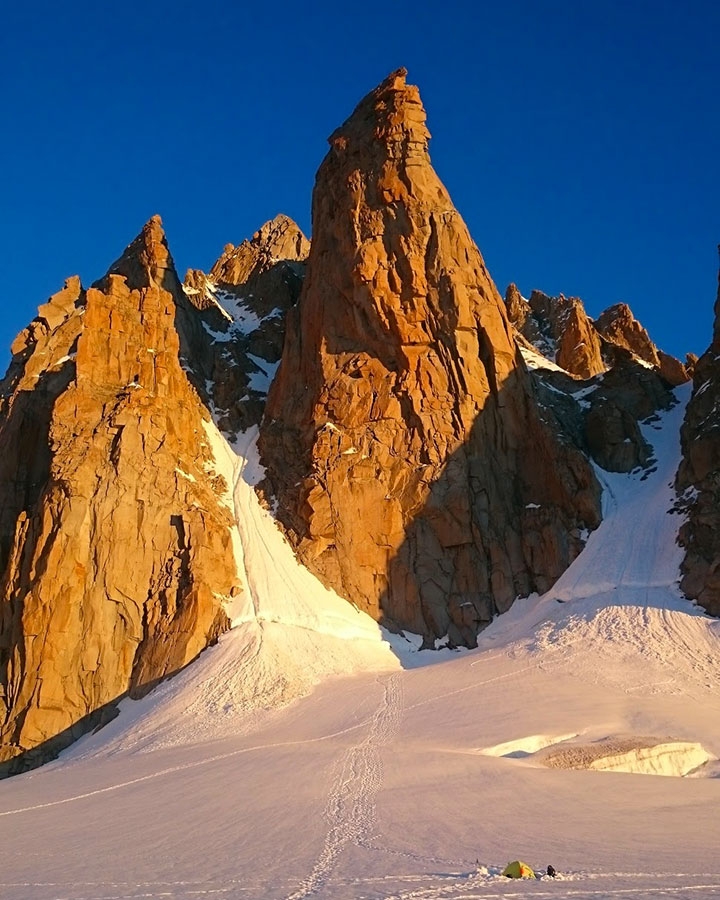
[286, 673, 404, 900]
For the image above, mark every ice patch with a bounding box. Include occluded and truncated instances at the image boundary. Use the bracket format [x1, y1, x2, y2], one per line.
[480, 733, 578, 758]
[520, 345, 567, 373]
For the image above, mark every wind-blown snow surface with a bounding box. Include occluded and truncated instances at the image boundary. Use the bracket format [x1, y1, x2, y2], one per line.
[2, 385, 720, 899]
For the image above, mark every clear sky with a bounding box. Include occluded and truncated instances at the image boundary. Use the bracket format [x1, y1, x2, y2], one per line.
[2, 0, 718, 365]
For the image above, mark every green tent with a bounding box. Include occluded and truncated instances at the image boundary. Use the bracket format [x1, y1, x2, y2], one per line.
[502, 860, 535, 878]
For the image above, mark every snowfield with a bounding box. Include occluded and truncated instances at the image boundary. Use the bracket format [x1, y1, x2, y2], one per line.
[2, 383, 720, 899]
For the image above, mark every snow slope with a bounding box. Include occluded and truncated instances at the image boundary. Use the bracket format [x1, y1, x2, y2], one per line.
[1, 384, 720, 899]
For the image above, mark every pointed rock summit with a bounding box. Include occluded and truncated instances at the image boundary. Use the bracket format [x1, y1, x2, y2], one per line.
[103, 214, 179, 292]
[259, 70, 601, 645]
[210, 213, 309, 289]
[595, 303, 691, 385]
[0, 220, 239, 773]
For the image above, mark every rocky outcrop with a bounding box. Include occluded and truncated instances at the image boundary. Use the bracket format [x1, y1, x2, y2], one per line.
[0, 216, 238, 773]
[182, 214, 310, 434]
[506, 286, 605, 378]
[676, 251, 720, 615]
[507, 288, 691, 386]
[259, 69, 601, 647]
[523, 345, 675, 474]
[528, 290, 606, 379]
[596, 303, 691, 386]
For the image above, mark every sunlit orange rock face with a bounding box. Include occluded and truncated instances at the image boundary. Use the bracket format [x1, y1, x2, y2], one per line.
[0, 217, 237, 772]
[259, 69, 601, 647]
[677, 252, 720, 615]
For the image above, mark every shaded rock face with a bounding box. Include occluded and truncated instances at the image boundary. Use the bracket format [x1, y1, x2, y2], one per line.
[259, 69, 601, 647]
[676, 253, 720, 615]
[0, 217, 238, 773]
[182, 214, 309, 435]
[506, 286, 691, 386]
[523, 344, 676, 474]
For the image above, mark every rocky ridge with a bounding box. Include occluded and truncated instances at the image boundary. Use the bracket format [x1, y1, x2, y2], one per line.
[676, 251, 720, 615]
[506, 284, 692, 386]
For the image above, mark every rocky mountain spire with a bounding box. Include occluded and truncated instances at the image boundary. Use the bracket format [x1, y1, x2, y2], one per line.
[259, 69, 601, 646]
[529, 290, 606, 378]
[102, 214, 180, 292]
[0, 218, 239, 773]
[595, 303, 691, 385]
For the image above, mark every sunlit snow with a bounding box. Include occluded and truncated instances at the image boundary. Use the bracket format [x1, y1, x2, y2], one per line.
[1, 384, 720, 899]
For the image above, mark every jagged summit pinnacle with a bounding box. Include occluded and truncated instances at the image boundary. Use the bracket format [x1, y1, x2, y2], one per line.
[327, 66, 430, 164]
[260, 66, 601, 645]
[100, 214, 178, 292]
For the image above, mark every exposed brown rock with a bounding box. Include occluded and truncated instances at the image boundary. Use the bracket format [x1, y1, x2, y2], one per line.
[524, 342, 676, 475]
[0, 217, 238, 773]
[507, 288, 690, 388]
[183, 268, 218, 310]
[596, 302, 659, 363]
[657, 349, 691, 386]
[676, 250, 720, 614]
[505, 283, 530, 331]
[584, 400, 653, 472]
[259, 69, 601, 647]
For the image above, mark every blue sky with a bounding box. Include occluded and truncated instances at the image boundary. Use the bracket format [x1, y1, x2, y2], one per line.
[2, 0, 718, 364]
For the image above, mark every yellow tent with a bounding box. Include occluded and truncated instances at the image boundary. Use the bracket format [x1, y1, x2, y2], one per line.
[502, 860, 535, 878]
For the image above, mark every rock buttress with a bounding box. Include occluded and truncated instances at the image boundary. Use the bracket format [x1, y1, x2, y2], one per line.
[0, 217, 237, 772]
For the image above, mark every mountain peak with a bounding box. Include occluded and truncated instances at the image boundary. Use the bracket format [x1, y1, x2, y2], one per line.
[209, 214, 309, 287]
[101, 214, 178, 292]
